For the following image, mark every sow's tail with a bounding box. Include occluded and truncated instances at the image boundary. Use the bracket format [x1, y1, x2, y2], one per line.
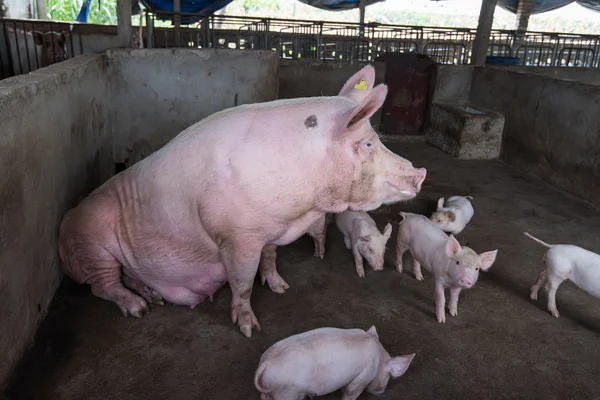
[523, 232, 553, 248]
[254, 362, 272, 394]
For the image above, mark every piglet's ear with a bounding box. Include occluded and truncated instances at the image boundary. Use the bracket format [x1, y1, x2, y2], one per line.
[33, 31, 44, 45]
[383, 223, 392, 240]
[445, 235, 461, 257]
[386, 353, 415, 378]
[341, 84, 388, 133]
[479, 250, 498, 271]
[367, 325, 378, 338]
[338, 64, 376, 103]
[437, 197, 445, 210]
[447, 211, 456, 222]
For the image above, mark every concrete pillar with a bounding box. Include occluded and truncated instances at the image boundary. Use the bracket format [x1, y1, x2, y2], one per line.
[359, 0, 366, 24]
[358, 0, 366, 39]
[36, 0, 47, 19]
[174, 0, 181, 47]
[471, 0, 498, 66]
[515, 0, 534, 33]
[117, 0, 132, 48]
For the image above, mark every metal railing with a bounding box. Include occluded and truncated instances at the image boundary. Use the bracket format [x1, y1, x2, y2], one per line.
[0, 18, 84, 79]
[2, 12, 599, 81]
[145, 10, 600, 67]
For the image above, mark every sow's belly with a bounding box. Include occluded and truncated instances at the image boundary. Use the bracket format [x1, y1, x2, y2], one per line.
[118, 224, 228, 308]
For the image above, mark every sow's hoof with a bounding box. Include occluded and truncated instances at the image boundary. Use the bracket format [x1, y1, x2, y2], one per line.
[261, 273, 290, 294]
[119, 296, 151, 318]
[231, 304, 262, 338]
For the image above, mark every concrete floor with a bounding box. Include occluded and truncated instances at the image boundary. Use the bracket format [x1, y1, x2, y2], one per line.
[6, 143, 600, 400]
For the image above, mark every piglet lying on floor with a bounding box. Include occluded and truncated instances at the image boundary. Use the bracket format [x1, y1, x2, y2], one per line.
[430, 195, 474, 235]
[254, 326, 415, 400]
[525, 232, 600, 318]
[335, 210, 392, 277]
[396, 212, 498, 323]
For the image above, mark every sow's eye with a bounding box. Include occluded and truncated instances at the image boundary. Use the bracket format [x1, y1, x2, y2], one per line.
[364, 141, 374, 151]
[456, 261, 460, 265]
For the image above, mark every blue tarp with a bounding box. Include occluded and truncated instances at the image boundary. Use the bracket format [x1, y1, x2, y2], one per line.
[498, 0, 600, 14]
[75, 0, 600, 25]
[296, 0, 385, 11]
[139, 0, 234, 15]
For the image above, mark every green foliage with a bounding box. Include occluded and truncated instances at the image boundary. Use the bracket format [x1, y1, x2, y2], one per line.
[47, 0, 117, 25]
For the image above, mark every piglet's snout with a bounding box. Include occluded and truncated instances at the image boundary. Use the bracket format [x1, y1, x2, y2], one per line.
[459, 278, 473, 288]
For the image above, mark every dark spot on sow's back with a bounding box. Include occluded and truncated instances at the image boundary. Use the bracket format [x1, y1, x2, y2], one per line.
[304, 115, 318, 128]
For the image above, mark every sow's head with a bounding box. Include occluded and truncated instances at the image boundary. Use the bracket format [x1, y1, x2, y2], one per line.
[330, 64, 427, 211]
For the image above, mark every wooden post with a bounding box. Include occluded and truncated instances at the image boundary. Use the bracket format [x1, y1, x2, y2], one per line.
[117, 0, 133, 48]
[471, 0, 498, 66]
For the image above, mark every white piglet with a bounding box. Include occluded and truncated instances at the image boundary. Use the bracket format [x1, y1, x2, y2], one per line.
[430, 195, 474, 235]
[396, 212, 498, 323]
[254, 326, 415, 400]
[335, 211, 392, 277]
[525, 232, 600, 318]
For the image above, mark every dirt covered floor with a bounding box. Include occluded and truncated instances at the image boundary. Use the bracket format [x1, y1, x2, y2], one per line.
[5, 142, 600, 400]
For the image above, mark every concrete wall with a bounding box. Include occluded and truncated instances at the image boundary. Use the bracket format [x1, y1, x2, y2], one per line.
[497, 66, 600, 86]
[108, 48, 280, 165]
[429, 64, 473, 104]
[0, 54, 113, 392]
[0, 47, 281, 391]
[470, 67, 600, 207]
[278, 59, 386, 130]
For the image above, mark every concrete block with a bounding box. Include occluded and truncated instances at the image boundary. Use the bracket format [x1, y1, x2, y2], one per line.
[426, 102, 504, 160]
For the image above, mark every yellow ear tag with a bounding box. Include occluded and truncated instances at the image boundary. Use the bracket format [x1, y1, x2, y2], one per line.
[353, 79, 368, 90]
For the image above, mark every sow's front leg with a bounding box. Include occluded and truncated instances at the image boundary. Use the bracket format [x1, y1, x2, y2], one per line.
[220, 242, 263, 338]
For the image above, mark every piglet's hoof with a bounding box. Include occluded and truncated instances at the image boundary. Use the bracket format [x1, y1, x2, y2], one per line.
[437, 312, 446, 324]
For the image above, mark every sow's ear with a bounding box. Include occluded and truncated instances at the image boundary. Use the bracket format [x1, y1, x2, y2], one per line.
[338, 64, 377, 103]
[338, 84, 388, 135]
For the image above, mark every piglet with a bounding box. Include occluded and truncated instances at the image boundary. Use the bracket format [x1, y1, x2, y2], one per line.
[260, 214, 331, 294]
[525, 232, 600, 318]
[335, 210, 392, 277]
[396, 212, 498, 323]
[254, 326, 415, 400]
[430, 195, 474, 235]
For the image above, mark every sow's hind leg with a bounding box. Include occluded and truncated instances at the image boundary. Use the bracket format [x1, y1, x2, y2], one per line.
[60, 234, 150, 318]
[122, 274, 165, 306]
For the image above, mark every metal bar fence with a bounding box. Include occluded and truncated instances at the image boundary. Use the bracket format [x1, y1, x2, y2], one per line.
[0, 18, 84, 80]
[3, 11, 600, 81]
